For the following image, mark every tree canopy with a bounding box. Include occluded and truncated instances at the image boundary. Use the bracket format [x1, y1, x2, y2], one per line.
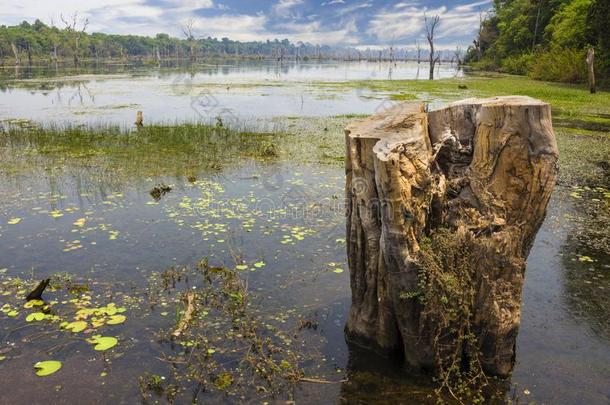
[466, 0, 609, 85]
[0, 19, 333, 63]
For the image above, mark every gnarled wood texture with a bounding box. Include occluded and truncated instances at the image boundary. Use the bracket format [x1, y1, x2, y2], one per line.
[345, 96, 559, 377]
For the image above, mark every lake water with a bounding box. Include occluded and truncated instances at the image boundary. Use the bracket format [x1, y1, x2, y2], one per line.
[0, 60, 461, 126]
[0, 62, 608, 404]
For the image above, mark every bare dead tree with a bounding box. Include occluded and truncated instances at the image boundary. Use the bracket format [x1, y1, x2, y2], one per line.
[389, 35, 396, 65]
[424, 13, 441, 80]
[472, 11, 485, 61]
[48, 18, 60, 63]
[415, 40, 422, 64]
[532, 0, 542, 51]
[586, 47, 596, 94]
[453, 46, 462, 65]
[10, 42, 20, 66]
[181, 19, 196, 63]
[61, 12, 89, 66]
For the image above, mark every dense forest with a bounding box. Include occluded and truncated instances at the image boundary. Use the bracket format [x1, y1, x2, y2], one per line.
[0, 18, 335, 65]
[466, 0, 609, 85]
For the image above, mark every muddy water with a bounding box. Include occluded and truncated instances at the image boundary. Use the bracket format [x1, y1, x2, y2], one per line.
[0, 60, 461, 126]
[0, 64, 608, 404]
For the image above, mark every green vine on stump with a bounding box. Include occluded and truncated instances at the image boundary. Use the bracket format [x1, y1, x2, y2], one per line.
[409, 229, 488, 404]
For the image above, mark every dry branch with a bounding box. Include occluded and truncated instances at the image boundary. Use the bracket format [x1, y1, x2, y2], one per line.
[172, 291, 196, 338]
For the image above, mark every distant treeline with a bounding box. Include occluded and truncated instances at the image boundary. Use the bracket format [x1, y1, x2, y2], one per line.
[0, 19, 336, 65]
[466, 0, 609, 85]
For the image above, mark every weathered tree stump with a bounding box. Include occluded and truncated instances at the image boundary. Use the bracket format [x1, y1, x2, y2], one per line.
[344, 96, 558, 377]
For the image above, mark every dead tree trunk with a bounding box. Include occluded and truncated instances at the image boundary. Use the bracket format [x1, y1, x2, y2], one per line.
[11, 42, 20, 66]
[586, 47, 596, 94]
[345, 96, 558, 377]
[425, 14, 440, 80]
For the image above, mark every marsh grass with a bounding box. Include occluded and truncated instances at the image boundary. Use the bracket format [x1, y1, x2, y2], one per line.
[144, 260, 305, 403]
[317, 74, 610, 125]
[0, 121, 286, 179]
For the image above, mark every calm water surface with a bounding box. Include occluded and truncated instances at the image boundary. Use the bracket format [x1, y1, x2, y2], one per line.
[0, 60, 461, 126]
[0, 62, 608, 404]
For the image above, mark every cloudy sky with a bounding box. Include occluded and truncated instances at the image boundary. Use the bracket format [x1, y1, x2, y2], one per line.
[0, 0, 492, 49]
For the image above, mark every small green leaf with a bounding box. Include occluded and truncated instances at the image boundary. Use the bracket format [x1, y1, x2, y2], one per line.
[26, 312, 46, 322]
[91, 336, 118, 351]
[106, 315, 126, 325]
[24, 299, 44, 308]
[235, 264, 248, 271]
[7, 218, 21, 225]
[253, 261, 266, 268]
[333, 268, 344, 274]
[34, 360, 62, 376]
[65, 321, 88, 333]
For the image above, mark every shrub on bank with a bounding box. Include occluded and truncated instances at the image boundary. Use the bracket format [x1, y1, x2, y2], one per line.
[501, 53, 535, 75]
[528, 47, 588, 83]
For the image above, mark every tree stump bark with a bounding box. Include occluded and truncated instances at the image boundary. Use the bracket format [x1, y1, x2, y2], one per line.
[586, 47, 596, 94]
[344, 96, 558, 377]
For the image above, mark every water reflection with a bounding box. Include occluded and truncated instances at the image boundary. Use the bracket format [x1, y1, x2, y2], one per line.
[563, 247, 610, 338]
[0, 60, 462, 126]
[544, 184, 610, 339]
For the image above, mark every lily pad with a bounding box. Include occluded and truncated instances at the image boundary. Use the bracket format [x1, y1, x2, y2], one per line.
[253, 261, 266, 268]
[7, 218, 21, 225]
[106, 315, 126, 325]
[91, 336, 118, 351]
[65, 321, 88, 333]
[235, 264, 248, 271]
[24, 299, 44, 308]
[26, 312, 46, 322]
[34, 360, 62, 376]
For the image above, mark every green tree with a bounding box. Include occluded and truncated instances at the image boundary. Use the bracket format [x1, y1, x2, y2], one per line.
[545, 0, 593, 48]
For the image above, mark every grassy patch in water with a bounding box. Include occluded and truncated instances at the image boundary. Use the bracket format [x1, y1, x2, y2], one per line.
[143, 260, 307, 403]
[555, 128, 610, 187]
[0, 122, 285, 179]
[316, 74, 610, 125]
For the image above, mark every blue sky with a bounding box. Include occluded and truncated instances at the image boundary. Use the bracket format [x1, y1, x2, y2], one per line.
[1, 0, 492, 49]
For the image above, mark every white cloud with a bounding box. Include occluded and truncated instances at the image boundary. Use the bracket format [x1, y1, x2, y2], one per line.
[336, 2, 373, 16]
[273, 0, 304, 18]
[278, 19, 358, 45]
[453, 0, 492, 12]
[366, 1, 492, 43]
[164, 0, 215, 9]
[394, 2, 420, 9]
[0, 0, 146, 24]
[0, 0, 490, 47]
[189, 14, 268, 40]
[275, 20, 322, 33]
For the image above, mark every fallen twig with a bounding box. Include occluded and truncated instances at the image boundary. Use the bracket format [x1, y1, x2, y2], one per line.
[299, 377, 347, 384]
[26, 279, 50, 301]
[172, 291, 196, 338]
